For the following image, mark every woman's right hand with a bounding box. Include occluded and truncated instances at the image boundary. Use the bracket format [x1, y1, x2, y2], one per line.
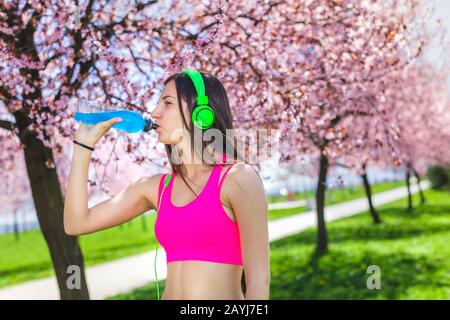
[74, 117, 123, 148]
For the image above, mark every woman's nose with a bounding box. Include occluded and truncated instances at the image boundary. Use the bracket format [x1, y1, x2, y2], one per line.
[151, 104, 162, 119]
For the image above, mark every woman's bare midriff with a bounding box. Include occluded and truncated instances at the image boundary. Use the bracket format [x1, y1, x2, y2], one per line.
[161, 260, 245, 300]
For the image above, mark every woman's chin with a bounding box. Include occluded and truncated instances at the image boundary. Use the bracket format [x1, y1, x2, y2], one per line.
[157, 135, 172, 145]
[157, 136, 167, 144]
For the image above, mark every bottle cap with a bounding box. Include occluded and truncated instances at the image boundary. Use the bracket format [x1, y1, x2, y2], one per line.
[143, 118, 158, 132]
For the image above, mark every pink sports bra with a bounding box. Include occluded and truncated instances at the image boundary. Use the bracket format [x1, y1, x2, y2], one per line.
[154, 161, 243, 266]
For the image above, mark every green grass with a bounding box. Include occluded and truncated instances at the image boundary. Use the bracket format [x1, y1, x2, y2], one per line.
[268, 189, 450, 299]
[108, 188, 450, 300]
[0, 180, 404, 289]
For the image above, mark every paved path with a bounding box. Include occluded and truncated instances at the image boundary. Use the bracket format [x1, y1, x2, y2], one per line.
[268, 199, 306, 210]
[0, 181, 429, 300]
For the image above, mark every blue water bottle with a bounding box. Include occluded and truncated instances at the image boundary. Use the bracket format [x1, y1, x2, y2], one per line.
[74, 99, 158, 133]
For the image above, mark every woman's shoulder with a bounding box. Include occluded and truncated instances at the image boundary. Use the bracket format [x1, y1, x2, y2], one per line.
[134, 173, 168, 208]
[225, 162, 262, 183]
[220, 162, 264, 194]
[220, 162, 267, 211]
[136, 173, 166, 187]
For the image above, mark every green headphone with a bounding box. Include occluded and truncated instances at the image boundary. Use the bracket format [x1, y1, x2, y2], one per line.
[182, 69, 216, 130]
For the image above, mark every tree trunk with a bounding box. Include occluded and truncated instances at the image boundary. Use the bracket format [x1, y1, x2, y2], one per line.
[405, 169, 413, 212]
[315, 152, 329, 254]
[412, 168, 426, 205]
[18, 119, 90, 300]
[360, 163, 382, 224]
[13, 210, 20, 242]
[9, 18, 90, 299]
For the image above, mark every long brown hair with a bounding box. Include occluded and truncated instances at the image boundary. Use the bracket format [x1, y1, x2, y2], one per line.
[162, 70, 247, 295]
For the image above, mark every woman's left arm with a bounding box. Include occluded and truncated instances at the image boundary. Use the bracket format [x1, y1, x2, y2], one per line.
[225, 163, 270, 300]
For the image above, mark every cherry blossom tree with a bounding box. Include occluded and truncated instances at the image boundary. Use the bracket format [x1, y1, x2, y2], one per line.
[262, 0, 427, 253]
[381, 64, 450, 211]
[0, 0, 224, 299]
[156, 1, 442, 252]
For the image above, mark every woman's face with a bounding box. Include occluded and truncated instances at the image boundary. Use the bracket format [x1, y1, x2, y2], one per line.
[152, 80, 190, 144]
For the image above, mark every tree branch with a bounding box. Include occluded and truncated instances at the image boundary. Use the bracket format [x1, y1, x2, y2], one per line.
[92, 64, 148, 114]
[0, 85, 13, 100]
[0, 119, 15, 131]
[128, 46, 152, 81]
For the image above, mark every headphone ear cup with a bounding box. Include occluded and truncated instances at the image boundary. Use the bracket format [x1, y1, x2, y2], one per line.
[192, 104, 216, 129]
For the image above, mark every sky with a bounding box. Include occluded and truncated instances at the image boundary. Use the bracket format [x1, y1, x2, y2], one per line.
[421, 0, 450, 85]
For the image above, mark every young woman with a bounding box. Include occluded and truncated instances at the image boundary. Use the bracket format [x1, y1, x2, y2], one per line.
[64, 70, 270, 300]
